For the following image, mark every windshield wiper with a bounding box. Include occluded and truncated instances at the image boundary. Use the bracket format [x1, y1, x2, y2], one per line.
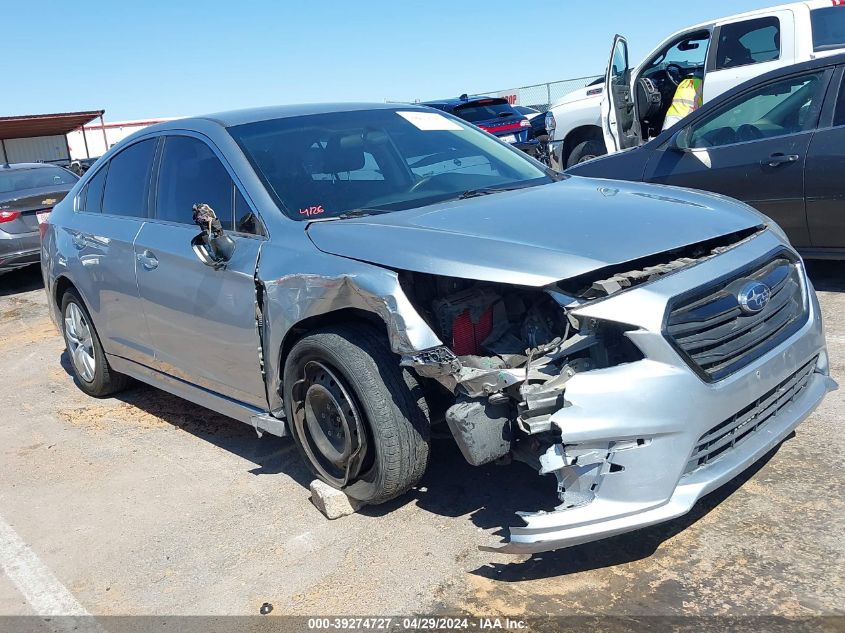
[457, 185, 526, 200]
[334, 208, 392, 220]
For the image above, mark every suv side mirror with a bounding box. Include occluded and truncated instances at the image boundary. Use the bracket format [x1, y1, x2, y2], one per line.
[191, 203, 235, 268]
[668, 127, 692, 152]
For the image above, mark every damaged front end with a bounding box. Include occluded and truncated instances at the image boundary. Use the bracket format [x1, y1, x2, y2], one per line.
[395, 227, 833, 554]
[397, 268, 646, 501]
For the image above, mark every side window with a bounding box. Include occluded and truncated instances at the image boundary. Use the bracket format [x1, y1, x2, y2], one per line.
[156, 136, 233, 228]
[235, 189, 265, 236]
[685, 72, 826, 149]
[715, 17, 780, 70]
[833, 74, 845, 127]
[81, 164, 108, 213]
[101, 139, 157, 217]
[611, 39, 628, 81]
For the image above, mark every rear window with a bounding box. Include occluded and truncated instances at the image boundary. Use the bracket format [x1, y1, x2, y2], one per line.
[101, 139, 157, 218]
[0, 166, 77, 194]
[453, 100, 518, 123]
[812, 6, 845, 52]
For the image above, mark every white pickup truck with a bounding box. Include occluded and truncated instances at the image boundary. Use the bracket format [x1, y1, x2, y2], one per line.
[546, 0, 845, 170]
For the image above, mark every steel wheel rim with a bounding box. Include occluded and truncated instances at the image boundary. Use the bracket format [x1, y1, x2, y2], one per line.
[292, 360, 367, 487]
[64, 303, 96, 383]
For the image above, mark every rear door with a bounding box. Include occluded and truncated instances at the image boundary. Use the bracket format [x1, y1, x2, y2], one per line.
[68, 138, 158, 365]
[703, 11, 795, 102]
[805, 66, 845, 248]
[644, 68, 832, 248]
[133, 133, 267, 408]
[601, 35, 641, 153]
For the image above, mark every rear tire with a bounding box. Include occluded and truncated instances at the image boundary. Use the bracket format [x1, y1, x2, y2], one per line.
[566, 138, 607, 168]
[60, 289, 130, 397]
[283, 325, 430, 505]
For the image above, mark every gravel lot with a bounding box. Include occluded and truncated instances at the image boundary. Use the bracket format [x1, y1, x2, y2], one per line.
[0, 262, 843, 620]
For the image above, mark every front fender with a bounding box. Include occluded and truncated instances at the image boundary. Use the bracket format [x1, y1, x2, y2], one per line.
[257, 242, 442, 415]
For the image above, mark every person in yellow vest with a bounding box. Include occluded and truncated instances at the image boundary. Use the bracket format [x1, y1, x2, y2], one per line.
[662, 77, 703, 131]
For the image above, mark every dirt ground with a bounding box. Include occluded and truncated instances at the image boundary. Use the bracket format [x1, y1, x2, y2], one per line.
[0, 262, 843, 623]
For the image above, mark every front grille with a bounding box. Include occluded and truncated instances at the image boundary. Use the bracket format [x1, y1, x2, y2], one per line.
[683, 356, 817, 475]
[666, 255, 807, 381]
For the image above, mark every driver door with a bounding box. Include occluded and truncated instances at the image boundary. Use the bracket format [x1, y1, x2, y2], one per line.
[134, 133, 268, 408]
[601, 35, 641, 153]
[643, 69, 832, 248]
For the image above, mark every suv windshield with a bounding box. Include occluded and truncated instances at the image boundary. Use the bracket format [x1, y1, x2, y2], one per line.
[0, 166, 78, 194]
[228, 108, 551, 220]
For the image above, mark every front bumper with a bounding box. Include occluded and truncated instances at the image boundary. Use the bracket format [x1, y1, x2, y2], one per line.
[547, 139, 564, 171]
[0, 231, 40, 274]
[483, 233, 836, 553]
[511, 139, 541, 156]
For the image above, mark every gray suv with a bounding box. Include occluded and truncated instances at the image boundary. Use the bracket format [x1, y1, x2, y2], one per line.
[41, 103, 835, 554]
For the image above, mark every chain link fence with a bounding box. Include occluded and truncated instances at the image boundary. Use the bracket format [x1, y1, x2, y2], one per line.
[471, 75, 603, 111]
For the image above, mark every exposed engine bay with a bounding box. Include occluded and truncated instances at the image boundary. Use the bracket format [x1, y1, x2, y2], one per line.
[398, 271, 642, 467]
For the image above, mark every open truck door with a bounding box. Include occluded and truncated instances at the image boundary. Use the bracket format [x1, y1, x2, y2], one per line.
[601, 35, 641, 153]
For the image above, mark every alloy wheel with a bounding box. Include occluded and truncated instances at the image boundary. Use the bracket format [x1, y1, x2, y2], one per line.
[64, 303, 96, 383]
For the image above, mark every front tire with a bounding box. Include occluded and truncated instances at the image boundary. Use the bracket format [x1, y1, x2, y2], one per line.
[61, 289, 130, 397]
[566, 138, 607, 168]
[283, 325, 430, 505]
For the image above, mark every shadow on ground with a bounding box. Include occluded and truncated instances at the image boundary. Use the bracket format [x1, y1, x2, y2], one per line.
[59, 351, 313, 489]
[0, 266, 43, 297]
[371, 431, 786, 579]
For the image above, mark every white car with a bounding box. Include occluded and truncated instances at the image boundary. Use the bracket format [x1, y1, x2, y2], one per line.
[547, 0, 845, 170]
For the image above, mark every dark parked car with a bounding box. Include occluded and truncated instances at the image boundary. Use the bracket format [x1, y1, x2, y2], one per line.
[0, 162, 78, 274]
[567, 53, 845, 259]
[423, 95, 540, 157]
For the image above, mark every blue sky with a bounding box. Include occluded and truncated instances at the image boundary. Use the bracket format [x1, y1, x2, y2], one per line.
[6, 0, 778, 121]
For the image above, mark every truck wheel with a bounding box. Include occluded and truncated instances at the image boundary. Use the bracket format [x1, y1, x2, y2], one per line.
[61, 289, 130, 397]
[283, 325, 430, 505]
[566, 139, 607, 168]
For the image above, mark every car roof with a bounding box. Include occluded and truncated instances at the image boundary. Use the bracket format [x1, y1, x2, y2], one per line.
[657, 0, 835, 39]
[202, 102, 429, 128]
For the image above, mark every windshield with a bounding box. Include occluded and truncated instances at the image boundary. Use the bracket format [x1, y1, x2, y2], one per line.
[228, 108, 551, 221]
[646, 31, 710, 69]
[0, 166, 78, 194]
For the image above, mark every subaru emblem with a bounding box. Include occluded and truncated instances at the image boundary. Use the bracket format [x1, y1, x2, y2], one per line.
[738, 281, 771, 314]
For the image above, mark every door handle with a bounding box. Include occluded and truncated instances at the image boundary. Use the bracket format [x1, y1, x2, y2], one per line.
[71, 232, 86, 249]
[136, 250, 159, 270]
[761, 153, 799, 167]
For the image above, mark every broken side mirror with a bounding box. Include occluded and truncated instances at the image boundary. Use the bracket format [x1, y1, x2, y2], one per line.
[191, 203, 236, 269]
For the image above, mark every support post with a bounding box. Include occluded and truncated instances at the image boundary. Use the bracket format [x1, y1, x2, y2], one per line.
[99, 114, 108, 154]
[82, 125, 90, 159]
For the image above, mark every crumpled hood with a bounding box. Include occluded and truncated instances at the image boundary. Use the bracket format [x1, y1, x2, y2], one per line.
[306, 176, 763, 287]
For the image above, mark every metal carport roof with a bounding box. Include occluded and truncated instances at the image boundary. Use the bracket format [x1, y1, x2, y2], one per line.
[0, 110, 105, 140]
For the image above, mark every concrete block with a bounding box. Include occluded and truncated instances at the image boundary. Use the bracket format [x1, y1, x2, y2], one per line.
[309, 480, 362, 519]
